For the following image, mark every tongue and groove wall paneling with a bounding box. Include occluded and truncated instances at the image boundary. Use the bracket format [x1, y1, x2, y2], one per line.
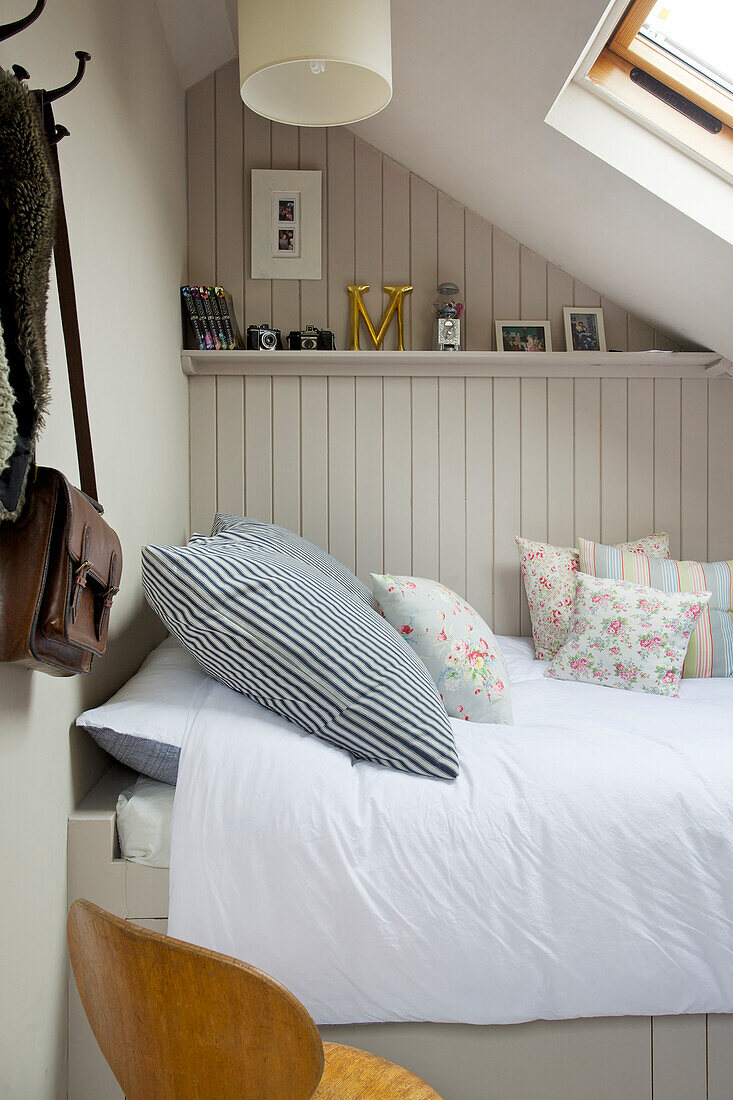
[189, 355, 730, 636]
[600, 379, 629, 545]
[708, 377, 733, 564]
[493, 379, 522, 635]
[464, 212, 493, 353]
[244, 376, 273, 522]
[383, 377, 413, 577]
[382, 157, 411, 351]
[326, 127, 355, 350]
[411, 378, 440, 582]
[547, 378, 575, 548]
[188, 59, 686, 360]
[627, 379, 655, 542]
[328, 377, 357, 575]
[355, 376, 384, 580]
[271, 125, 302, 341]
[574, 380, 602, 543]
[464, 377, 494, 621]
[547, 265, 575, 355]
[409, 175, 438, 353]
[243, 107, 272, 328]
[680, 379, 708, 562]
[520, 378, 549, 636]
[299, 127, 329, 330]
[654, 380, 682, 558]
[300, 376, 329, 550]
[437, 376, 467, 598]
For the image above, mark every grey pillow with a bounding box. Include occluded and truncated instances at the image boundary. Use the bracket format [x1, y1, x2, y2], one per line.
[76, 637, 213, 784]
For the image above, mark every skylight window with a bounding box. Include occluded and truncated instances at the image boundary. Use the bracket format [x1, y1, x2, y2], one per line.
[640, 1, 733, 99]
[584, 0, 733, 177]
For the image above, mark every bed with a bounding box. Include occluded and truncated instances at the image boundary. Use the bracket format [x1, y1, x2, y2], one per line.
[70, 635, 733, 1100]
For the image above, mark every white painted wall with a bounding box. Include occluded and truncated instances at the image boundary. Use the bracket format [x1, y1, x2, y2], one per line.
[0, 2, 188, 1096]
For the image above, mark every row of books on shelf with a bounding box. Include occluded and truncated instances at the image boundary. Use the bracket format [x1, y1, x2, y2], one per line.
[181, 286, 243, 350]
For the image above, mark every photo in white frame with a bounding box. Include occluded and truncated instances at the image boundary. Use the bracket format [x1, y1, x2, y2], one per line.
[251, 170, 321, 279]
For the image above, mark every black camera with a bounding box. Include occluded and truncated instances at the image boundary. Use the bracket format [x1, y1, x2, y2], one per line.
[247, 324, 283, 350]
[287, 325, 336, 351]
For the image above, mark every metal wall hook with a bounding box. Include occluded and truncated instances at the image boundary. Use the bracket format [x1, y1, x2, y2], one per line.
[0, 0, 46, 43]
[45, 51, 91, 103]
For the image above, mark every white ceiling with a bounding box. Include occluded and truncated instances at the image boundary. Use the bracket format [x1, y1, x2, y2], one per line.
[158, 0, 733, 358]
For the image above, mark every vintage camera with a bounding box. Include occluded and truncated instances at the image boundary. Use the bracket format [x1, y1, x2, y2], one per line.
[287, 325, 336, 351]
[247, 324, 283, 350]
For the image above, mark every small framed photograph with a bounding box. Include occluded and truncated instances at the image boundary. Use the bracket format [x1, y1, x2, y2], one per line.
[278, 198, 296, 222]
[495, 321, 552, 352]
[564, 307, 606, 352]
[252, 170, 321, 279]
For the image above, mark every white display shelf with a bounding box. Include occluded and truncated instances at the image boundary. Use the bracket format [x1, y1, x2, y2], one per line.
[181, 349, 731, 379]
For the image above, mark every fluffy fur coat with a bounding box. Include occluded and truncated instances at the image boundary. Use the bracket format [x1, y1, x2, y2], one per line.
[0, 68, 56, 521]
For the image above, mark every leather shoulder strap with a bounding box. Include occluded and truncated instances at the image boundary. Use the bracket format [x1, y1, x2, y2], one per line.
[49, 141, 97, 503]
[38, 92, 98, 503]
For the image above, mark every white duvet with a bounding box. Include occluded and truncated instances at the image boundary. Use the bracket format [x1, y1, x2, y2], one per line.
[168, 637, 733, 1025]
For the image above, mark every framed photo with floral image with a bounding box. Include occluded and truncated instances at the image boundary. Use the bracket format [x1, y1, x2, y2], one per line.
[564, 307, 607, 352]
[495, 320, 552, 352]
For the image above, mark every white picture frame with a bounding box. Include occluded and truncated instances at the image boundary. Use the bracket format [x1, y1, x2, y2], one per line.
[251, 170, 321, 279]
[563, 306, 607, 352]
[495, 320, 552, 352]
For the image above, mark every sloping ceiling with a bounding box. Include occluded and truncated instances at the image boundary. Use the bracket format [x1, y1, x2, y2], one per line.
[161, 0, 733, 358]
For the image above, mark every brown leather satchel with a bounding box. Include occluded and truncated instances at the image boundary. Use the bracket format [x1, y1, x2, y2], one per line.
[0, 467, 121, 674]
[0, 84, 122, 676]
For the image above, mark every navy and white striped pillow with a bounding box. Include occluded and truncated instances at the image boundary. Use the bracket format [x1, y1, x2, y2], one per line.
[211, 514, 372, 605]
[141, 537, 459, 780]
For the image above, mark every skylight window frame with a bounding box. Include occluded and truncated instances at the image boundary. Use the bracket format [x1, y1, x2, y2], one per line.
[608, 0, 733, 128]
[583, 0, 733, 179]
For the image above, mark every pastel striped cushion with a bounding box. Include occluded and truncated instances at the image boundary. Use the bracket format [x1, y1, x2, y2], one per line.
[142, 536, 459, 780]
[579, 538, 733, 678]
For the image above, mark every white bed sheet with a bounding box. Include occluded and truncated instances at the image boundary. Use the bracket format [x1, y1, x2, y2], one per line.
[168, 637, 733, 1026]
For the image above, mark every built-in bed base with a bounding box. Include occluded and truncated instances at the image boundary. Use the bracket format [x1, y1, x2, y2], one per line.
[68, 766, 733, 1100]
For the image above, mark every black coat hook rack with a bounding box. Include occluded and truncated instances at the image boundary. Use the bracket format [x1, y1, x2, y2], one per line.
[0, 0, 46, 43]
[1, 0, 92, 141]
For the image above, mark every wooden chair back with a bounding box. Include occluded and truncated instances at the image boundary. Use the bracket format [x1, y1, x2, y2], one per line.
[67, 899, 324, 1100]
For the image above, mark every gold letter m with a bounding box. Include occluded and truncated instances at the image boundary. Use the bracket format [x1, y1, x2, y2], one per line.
[347, 284, 413, 350]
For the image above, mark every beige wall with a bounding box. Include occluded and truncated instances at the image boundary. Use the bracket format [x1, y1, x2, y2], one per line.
[0, 2, 188, 1096]
[187, 60, 686, 356]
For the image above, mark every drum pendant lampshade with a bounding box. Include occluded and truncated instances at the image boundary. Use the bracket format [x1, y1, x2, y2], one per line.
[238, 0, 393, 126]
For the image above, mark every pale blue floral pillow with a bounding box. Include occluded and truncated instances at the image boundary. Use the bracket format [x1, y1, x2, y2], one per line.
[372, 574, 513, 725]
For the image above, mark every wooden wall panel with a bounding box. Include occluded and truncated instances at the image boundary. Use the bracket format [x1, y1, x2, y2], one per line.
[328, 377, 356, 573]
[411, 379, 439, 581]
[191, 365, 731, 634]
[438, 377, 466, 597]
[465, 378, 493, 620]
[300, 377, 328, 550]
[492, 379, 521, 634]
[383, 378, 412, 575]
[188, 64, 687, 354]
[244, 376, 272, 521]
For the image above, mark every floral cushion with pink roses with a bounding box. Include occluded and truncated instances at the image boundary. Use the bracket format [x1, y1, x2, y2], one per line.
[516, 533, 670, 661]
[371, 574, 512, 724]
[546, 573, 710, 697]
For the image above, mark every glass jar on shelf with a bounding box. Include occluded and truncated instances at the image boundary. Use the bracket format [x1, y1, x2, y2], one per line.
[432, 282, 464, 351]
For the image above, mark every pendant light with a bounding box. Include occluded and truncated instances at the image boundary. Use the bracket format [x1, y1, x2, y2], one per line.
[238, 0, 393, 127]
